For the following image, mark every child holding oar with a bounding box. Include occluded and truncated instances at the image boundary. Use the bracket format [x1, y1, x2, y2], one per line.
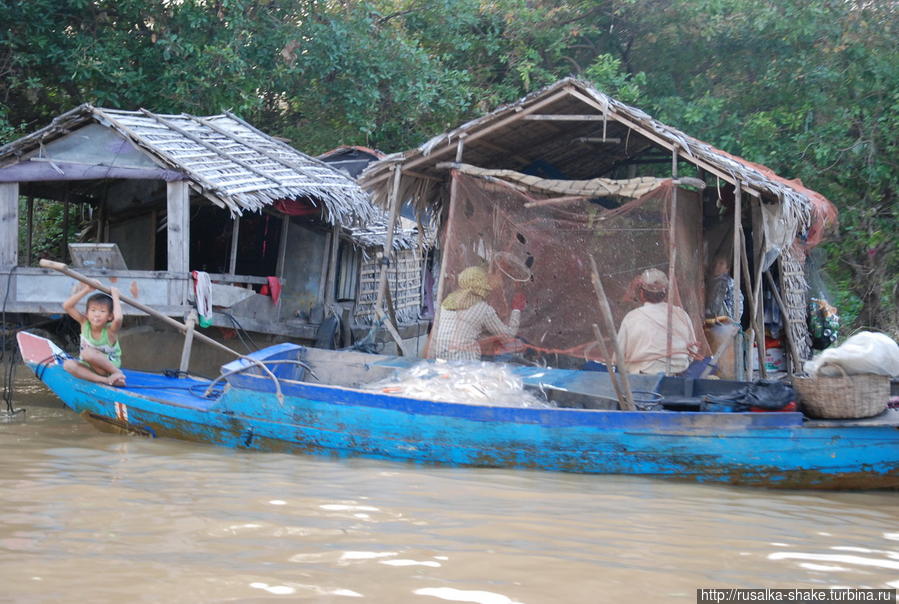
[62, 283, 126, 386]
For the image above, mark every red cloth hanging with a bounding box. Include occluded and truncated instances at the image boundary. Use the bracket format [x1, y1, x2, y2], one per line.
[274, 198, 321, 216]
[266, 276, 282, 304]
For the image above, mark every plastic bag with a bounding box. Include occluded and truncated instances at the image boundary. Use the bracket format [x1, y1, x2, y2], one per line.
[701, 380, 797, 412]
[803, 331, 899, 377]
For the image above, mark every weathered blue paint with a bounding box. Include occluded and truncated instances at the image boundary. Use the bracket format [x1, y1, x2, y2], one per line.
[20, 334, 899, 489]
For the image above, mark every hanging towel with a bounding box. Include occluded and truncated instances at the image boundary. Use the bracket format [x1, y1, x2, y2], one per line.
[266, 276, 282, 305]
[191, 270, 214, 327]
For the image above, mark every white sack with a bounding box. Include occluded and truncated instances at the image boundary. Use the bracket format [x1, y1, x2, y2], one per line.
[803, 331, 899, 377]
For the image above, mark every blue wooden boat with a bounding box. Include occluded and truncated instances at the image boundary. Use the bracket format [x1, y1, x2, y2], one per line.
[17, 330, 899, 490]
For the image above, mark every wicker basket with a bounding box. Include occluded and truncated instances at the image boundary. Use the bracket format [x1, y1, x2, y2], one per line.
[793, 363, 889, 419]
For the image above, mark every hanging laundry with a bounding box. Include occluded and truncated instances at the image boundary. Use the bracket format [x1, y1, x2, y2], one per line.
[191, 270, 214, 327]
[266, 276, 282, 305]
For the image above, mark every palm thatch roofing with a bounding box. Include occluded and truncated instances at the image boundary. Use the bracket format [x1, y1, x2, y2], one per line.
[360, 77, 836, 243]
[346, 216, 431, 253]
[0, 104, 377, 224]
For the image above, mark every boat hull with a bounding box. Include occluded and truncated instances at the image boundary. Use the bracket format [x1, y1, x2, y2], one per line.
[19, 332, 899, 489]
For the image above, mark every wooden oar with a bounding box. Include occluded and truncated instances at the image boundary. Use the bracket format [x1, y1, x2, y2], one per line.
[40, 259, 241, 359]
[39, 259, 284, 400]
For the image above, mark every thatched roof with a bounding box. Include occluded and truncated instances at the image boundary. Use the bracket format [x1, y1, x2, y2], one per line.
[346, 216, 431, 252]
[0, 104, 376, 224]
[360, 77, 836, 243]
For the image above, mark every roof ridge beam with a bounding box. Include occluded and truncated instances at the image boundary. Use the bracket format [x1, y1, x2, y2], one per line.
[523, 114, 604, 121]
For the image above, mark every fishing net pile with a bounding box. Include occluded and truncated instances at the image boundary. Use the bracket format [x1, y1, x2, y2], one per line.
[433, 170, 710, 367]
[364, 359, 552, 408]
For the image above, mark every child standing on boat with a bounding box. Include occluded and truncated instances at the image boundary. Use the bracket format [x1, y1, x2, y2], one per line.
[62, 283, 126, 386]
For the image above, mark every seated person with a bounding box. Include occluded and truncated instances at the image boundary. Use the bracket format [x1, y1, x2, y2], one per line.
[617, 268, 696, 375]
[431, 266, 525, 361]
[62, 283, 126, 386]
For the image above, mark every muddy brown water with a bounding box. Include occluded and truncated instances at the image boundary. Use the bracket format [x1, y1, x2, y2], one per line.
[1, 370, 897, 603]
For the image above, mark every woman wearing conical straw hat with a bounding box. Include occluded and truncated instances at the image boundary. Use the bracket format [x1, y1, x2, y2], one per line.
[432, 266, 525, 361]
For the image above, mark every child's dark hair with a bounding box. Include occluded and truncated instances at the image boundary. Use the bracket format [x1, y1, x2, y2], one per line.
[86, 292, 113, 312]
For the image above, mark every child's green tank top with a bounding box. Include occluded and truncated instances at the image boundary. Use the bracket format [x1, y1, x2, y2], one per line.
[80, 322, 122, 368]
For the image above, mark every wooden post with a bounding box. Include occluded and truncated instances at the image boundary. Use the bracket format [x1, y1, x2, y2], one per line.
[371, 165, 408, 356]
[25, 196, 34, 266]
[592, 323, 625, 406]
[325, 223, 339, 307]
[317, 229, 331, 305]
[374, 165, 403, 315]
[736, 223, 766, 379]
[166, 180, 190, 306]
[589, 256, 636, 411]
[751, 200, 767, 378]
[60, 192, 69, 261]
[731, 181, 743, 377]
[0, 183, 19, 268]
[228, 216, 240, 275]
[665, 146, 679, 374]
[275, 215, 290, 277]
[96, 197, 106, 243]
[428, 137, 466, 357]
[275, 215, 290, 321]
[179, 310, 197, 373]
[765, 271, 801, 376]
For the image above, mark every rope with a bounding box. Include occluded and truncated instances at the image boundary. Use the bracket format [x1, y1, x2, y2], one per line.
[216, 310, 259, 353]
[1, 266, 24, 416]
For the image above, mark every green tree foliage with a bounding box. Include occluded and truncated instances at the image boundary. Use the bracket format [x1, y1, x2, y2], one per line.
[1, 0, 896, 330]
[589, 0, 899, 331]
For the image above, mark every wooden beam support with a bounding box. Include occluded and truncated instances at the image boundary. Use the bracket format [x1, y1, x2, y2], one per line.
[524, 114, 605, 121]
[325, 223, 339, 307]
[751, 199, 767, 378]
[765, 271, 801, 376]
[574, 137, 622, 144]
[275, 214, 290, 278]
[363, 89, 571, 188]
[179, 310, 197, 373]
[374, 165, 410, 357]
[228, 216, 240, 275]
[732, 181, 743, 378]
[589, 256, 635, 411]
[665, 146, 679, 374]
[59, 192, 69, 261]
[317, 229, 331, 305]
[0, 183, 19, 268]
[374, 165, 404, 316]
[427, 138, 467, 357]
[166, 180, 190, 305]
[25, 196, 34, 266]
[565, 87, 764, 198]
